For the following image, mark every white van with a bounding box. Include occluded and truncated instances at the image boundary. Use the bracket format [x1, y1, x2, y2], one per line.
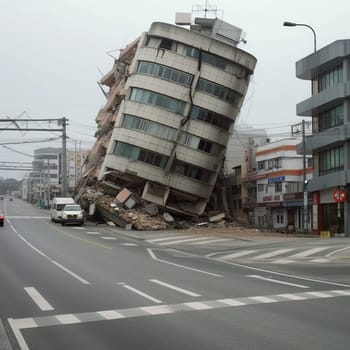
[51, 197, 75, 222]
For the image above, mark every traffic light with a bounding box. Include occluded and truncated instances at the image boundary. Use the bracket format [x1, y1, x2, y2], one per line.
[304, 179, 308, 191]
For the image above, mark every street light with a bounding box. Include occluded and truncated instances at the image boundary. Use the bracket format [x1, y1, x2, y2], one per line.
[283, 21, 316, 52]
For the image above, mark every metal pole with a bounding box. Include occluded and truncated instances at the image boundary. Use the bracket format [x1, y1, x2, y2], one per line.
[47, 159, 50, 208]
[61, 117, 68, 196]
[302, 119, 308, 232]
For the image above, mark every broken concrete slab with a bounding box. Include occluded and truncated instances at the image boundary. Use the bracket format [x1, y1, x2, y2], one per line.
[145, 203, 158, 216]
[209, 212, 226, 223]
[116, 188, 132, 204]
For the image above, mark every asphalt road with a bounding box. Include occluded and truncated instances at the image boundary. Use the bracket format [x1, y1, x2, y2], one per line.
[1, 198, 349, 349]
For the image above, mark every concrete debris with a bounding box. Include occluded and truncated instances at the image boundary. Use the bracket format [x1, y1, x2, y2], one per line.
[75, 177, 252, 232]
[163, 212, 174, 223]
[116, 188, 132, 204]
[209, 212, 226, 223]
[145, 203, 159, 216]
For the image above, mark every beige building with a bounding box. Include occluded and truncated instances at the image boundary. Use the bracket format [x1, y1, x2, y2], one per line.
[85, 17, 256, 216]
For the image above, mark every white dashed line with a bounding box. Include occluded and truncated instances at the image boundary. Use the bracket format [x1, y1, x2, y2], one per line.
[246, 275, 309, 288]
[150, 279, 201, 297]
[24, 287, 54, 311]
[220, 250, 258, 260]
[119, 283, 162, 304]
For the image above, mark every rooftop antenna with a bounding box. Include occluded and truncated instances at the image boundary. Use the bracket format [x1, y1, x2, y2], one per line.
[192, 1, 223, 19]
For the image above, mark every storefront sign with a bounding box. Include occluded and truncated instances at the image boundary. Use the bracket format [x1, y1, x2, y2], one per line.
[268, 176, 285, 184]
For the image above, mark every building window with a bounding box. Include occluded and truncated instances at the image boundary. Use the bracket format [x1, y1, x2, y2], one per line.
[257, 184, 264, 192]
[275, 182, 282, 192]
[319, 146, 344, 176]
[318, 64, 343, 92]
[130, 88, 185, 114]
[121, 115, 222, 156]
[173, 161, 212, 183]
[267, 157, 282, 169]
[121, 114, 177, 141]
[159, 38, 173, 50]
[319, 104, 344, 131]
[137, 61, 193, 87]
[113, 141, 168, 169]
[197, 78, 241, 106]
[191, 106, 232, 130]
[258, 161, 265, 170]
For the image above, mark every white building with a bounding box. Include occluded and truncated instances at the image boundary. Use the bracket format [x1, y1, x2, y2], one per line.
[254, 138, 312, 231]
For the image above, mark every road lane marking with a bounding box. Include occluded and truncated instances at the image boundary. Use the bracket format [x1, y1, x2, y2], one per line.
[290, 247, 330, 258]
[276, 293, 306, 300]
[184, 302, 213, 310]
[24, 287, 54, 311]
[48, 223, 112, 250]
[121, 243, 138, 246]
[140, 305, 173, 315]
[8, 289, 350, 338]
[219, 250, 258, 260]
[100, 236, 117, 240]
[246, 275, 309, 288]
[147, 235, 197, 243]
[310, 258, 329, 263]
[249, 296, 277, 303]
[159, 237, 214, 245]
[272, 259, 295, 264]
[252, 248, 295, 260]
[326, 246, 350, 257]
[55, 314, 81, 324]
[51, 260, 90, 285]
[86, 231, 101, 235]
[8, 222, 90, 285]
[147, 248, 222, 278]
[119, 283, 162, 304]
[213, 257, 350, 288]
[217, 298, 246, 306]
[189, 238, 233, 245]
[97, 310, 125, 320]
[150, 279, 201, 297]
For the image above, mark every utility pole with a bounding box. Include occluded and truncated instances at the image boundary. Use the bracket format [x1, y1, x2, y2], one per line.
[302, 119, 308, 232]
[291, 120, 310, 232]
[61, 117, 68, 196]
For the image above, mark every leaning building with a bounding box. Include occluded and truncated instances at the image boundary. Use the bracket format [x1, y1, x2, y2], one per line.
[85, 16, 256, 216]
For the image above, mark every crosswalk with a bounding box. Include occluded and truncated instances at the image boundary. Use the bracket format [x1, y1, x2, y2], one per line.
[146, 234, 235, 246]
[145, 234, 348, 264]
[218, 246, 335, 264]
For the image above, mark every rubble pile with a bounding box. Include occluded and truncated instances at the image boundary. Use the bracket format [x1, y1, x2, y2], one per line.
[77, 185, 171, 230]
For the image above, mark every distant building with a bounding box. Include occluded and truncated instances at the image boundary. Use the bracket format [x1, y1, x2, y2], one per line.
[224, 126, 269, 223]
[27, 147, 87, 206]
[254, 138, 312, 231]
[296, 40, 350, 235]
[85, 17, 256, 216]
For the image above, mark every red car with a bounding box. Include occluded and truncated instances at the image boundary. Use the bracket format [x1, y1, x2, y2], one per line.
[0, 211, 4, 226]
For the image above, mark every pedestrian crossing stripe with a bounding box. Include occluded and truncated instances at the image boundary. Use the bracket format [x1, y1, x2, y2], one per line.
[9, 289, 350, 332]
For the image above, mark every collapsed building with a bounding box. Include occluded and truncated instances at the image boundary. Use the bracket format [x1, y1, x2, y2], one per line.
[77, 16, 257, 228]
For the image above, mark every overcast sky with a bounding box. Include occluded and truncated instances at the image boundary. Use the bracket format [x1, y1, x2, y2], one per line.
[1, 0, 349, 179]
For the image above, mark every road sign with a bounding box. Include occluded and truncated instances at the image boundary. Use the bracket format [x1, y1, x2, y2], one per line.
[332, 189, 346, 203]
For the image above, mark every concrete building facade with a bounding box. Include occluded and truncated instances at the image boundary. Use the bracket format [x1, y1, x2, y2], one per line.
[296, 40, 350, 235]
[92, 18, 256, 216]
[253, 138, 312, 231]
